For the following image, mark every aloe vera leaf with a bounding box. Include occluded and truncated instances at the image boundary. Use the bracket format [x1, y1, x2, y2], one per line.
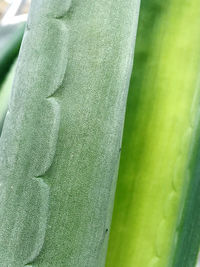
[0, 61, 16, 134]
[0, 23, 24, 86]
[173, 121, 200, 266]
[106, 0, 200, 266]
[0, 0, 140, 266]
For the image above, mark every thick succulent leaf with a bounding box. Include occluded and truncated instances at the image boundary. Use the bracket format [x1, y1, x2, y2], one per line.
[173, 122, 200, 266]
[0, 0, 140, 266]
[0, 61, 16, 134]
[0, 23, 24, 86]
[106, 0, 200, 266]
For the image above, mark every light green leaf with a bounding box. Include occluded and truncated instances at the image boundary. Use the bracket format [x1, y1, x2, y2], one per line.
[0, 0, 140, 266]
[106, 0, 200, 266]
[0, 23, 24, 86]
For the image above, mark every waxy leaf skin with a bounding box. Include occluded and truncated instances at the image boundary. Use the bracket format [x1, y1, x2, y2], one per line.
[0, 0, 140, 266]
[0, 23, 24, 86]
[106, 0, 200, 266]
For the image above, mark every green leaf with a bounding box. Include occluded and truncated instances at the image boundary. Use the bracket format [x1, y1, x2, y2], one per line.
[0, 23, 24, 86]
[0, 0, 140, 266]
[0, 61, 16, 134]
[106, 0, 200, 266]
[173, 120, 200, 266]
